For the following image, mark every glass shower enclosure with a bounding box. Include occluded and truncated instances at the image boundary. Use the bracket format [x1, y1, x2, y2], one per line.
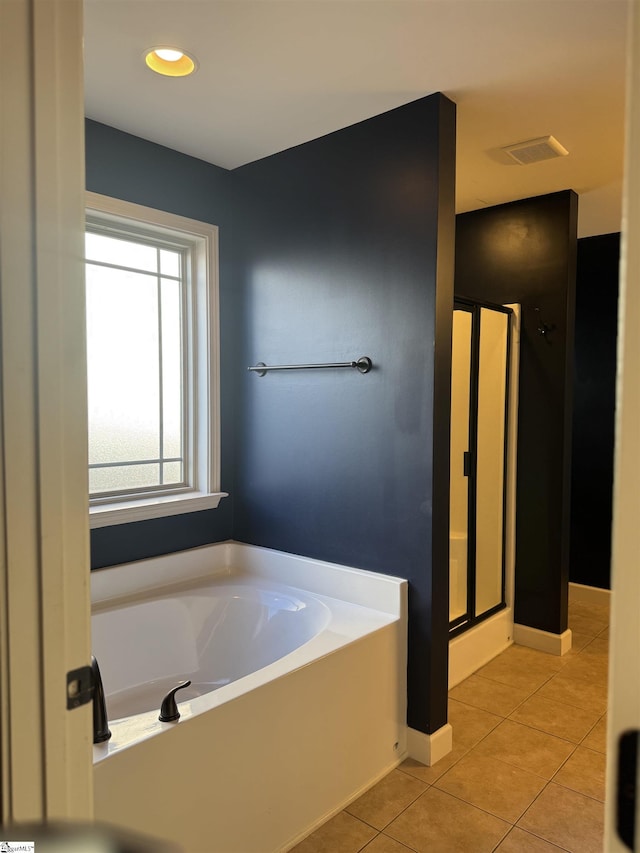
[450, 299, 512, 637]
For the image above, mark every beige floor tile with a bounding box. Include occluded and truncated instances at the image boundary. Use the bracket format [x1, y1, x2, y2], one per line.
[290, 811, 377, 853]
[448, 697, 503, 748]
[503, 644, 566, 672]
[560, 654, 608, 685]
[448, 675, 530, 716]
[473, 719, 575, 779]
[399, 743, 468, 785]
[567, 613, 608, 637]
[362, 835, 415, 853]
[535, 673, 608, 715]
[386, 787, 510, 853]
[564, 631, 594, 655]
[495, 826, 569, 851]
[518, 783, 604, 853]
[346, 769, 427, 830]
[582, 716, 607, 754]
[476, 655, 555, 693]
[582, 636, 610, 657]
[553, 746, 606, 801]
[509, 694, 601, 743]
[568, 601, 610, 623]
[434, 752, 546, 822]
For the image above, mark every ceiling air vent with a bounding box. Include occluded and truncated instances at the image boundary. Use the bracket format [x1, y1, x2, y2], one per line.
[502, 135, 569, 165]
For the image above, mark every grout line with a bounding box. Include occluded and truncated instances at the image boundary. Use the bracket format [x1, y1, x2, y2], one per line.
[490, 828, 511, 853]
[549, 778, 606, 805]
[345, 776, 429, 833]
[578, 713, 607, 747]
[414, 782, 519, 828]
[470, 667, 558, 695]
[396, 764, 447, 785]
[522, 676, 608, 718]
[433, 741, 552, 784]
[378, 830, 420, 853]
[500, 821, 572, 852]
[359, 786, 434, 844]
[501, 715, 586, 745]
[510, 783, 557, 839]
[354, 829, 379, 853]
[471, 733, 578, 778]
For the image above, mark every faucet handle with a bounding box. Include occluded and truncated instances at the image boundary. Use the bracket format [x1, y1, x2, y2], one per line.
[159, 680, 192, 723]
[91, 655, 112, 743]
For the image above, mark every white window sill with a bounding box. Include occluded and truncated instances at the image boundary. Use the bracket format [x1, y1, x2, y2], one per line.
[89, 491, 228, 529]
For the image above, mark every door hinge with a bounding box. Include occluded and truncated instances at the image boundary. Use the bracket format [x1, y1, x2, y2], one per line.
[463, 451, 471, 477]
[617, 729, 639, 850]
[66, 664, 94, 710]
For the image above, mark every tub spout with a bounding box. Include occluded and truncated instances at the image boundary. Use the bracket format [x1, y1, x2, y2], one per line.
[159, 680, 192, 723]
[91, 655, 111, 744]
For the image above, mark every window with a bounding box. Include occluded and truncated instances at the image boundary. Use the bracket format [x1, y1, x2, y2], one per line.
[85, 192, 226, 527]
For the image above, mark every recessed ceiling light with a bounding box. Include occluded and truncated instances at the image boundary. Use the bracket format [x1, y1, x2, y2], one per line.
[144, 47, 197, 77]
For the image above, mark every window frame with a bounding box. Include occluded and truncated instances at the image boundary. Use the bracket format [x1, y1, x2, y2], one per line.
[85, 191, 226, 528]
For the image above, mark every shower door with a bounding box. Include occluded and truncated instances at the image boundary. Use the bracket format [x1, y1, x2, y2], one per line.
[449, 299, 512, 636]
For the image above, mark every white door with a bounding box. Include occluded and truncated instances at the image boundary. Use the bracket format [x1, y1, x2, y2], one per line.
[0, 0, 93, 823]
[605, 1, 640, 849]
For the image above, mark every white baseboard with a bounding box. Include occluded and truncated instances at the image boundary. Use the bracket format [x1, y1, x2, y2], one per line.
[407, 724, 453, 767]
[513, 623, 572, 656]
[569, 582, 611, 607]
[448, 608, 513, 688]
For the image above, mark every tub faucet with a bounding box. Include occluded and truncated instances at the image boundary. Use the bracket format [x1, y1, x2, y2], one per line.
[159, 680, 192, 722]
[91, 655, 111, 744]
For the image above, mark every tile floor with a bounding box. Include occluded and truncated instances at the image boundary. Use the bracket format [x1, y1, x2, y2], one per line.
[292, 599, 609, 853]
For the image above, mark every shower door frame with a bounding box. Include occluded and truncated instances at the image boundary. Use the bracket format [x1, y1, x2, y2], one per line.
[449, 297, 513, 639]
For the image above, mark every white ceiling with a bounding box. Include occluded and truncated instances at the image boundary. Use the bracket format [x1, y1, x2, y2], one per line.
[84, 0, 629, 238]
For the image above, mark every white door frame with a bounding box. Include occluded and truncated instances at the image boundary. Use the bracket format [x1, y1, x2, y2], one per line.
[605, 0, 640, 849]
[0, 0, 93, 823]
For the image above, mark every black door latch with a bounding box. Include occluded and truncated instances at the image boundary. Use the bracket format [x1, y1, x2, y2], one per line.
[617, 729, 639, 850]
[66, 664, 94, 710]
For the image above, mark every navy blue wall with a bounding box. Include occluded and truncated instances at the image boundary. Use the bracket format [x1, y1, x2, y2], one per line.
[232, 94, 456, 734]
[570, 233, 620, 590]
[456, 192, 578, 634]
[85, 120, 236, 568]
[85, 97, 457, 736]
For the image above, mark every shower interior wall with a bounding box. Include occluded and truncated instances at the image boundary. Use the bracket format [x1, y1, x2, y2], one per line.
[85, 92, 457, 738]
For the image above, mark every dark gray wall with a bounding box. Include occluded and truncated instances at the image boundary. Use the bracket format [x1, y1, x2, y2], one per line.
[85, 120, 236, 568]
[455, 191, 578, 634]
[232, 94, 456, 734]
[570, 233, 620, 590]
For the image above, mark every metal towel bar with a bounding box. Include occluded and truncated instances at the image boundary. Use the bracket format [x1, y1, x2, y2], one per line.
[248, 356, 372, 376]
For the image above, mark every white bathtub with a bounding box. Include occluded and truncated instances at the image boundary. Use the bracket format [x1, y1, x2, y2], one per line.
[93, 579, 332, 723]
[92, 542, 407, 853]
